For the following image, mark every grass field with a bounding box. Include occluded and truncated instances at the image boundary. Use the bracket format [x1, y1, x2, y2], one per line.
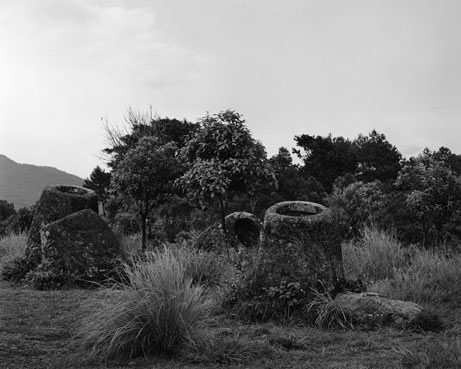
[1, 278, 460, 369]
[1, 229, 461, 368]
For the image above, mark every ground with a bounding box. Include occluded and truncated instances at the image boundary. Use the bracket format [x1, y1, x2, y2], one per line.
[0, 280, 459, 369]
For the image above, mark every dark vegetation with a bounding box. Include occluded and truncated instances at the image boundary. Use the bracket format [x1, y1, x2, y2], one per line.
[1, 108, 461, 368]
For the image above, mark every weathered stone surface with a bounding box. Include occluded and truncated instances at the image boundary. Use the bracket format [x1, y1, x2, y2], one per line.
[257, 201, 344, 294]
[196, 211, 261, 252]
[26, 185, 98, 264]
[334, 292, 423, 328]
[35, 209, 123, 287]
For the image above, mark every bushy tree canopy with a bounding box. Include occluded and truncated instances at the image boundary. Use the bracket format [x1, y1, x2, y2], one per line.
[111, 137, 184, 251]
[294, 134, 357, 192]
[176, 110, 276, 231]
[354, 130, 402, 183]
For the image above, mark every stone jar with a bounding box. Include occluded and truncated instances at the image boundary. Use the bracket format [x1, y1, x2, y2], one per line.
[257, 201, 344, 294]
[26, 184, 98, 263]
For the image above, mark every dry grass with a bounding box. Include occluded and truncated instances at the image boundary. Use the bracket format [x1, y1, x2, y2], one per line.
[2, 228, 461, 368]
[78, 247, 215, 361]
[344, 227, 461, 306]
[0, 231, 27, 260]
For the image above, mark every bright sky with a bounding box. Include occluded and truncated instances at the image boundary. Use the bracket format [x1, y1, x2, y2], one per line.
[1, 0, 461, 178]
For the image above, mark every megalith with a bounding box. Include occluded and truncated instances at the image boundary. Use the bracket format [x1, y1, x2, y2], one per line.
[26, 185, 98, 264]
[257, 201, 344, 294]
[35, 209, 123, 288]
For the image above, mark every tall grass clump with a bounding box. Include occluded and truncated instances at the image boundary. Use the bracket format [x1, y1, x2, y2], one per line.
[169, 242, 231, 289]
[342, 226, 409, 281]
[0, 231, 28, 274]
[305, 289, 352, 330]
[79, 247, 214, 361]
[370, 249, 461, 304]
[0, 231, 28, 259]
[344, 226, 461, 305]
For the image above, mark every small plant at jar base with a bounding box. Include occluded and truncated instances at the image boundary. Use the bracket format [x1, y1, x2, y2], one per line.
[305, 288, 353, 330]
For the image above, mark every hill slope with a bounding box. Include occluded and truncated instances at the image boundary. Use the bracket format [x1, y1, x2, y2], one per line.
[0, 154, 84, 209]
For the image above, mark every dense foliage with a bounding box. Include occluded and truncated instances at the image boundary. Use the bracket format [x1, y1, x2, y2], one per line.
[86, 108, 461, 250]
[176, 110, 276, 231]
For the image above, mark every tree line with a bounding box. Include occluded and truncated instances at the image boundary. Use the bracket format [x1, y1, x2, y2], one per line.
[2, 108, 460, 252]
[81, 109, 461, 251]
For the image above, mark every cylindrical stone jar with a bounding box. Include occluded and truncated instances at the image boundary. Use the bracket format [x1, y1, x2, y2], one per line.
[257, 201, 344, 293]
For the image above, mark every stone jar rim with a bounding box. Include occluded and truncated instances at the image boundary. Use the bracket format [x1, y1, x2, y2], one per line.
[265, 201, 331, 222]
[47, 184, 95, 197]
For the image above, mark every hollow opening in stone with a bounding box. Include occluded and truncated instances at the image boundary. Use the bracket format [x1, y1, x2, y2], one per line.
[234, 218, 260, 247]
[55, 185, 88, 195]
[276, 203, 322, 217]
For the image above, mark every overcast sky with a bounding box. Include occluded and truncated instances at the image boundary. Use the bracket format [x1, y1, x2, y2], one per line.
[1, 0, 461, 178]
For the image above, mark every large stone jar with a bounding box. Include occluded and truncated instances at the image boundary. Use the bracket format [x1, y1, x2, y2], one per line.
[257, 201, 344, 294]
[26, 185, 98, 262]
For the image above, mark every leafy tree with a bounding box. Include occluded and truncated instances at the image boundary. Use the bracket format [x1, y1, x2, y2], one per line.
[0, 200, 16, 236]
[354, 130, 402, 183]
[269, 147, 325, 203]
[395, 153, 461, 245]
[294, 134, 357, 192]
[429, 146, 461, 176]
[0, 200, 15, 221]
[111, 137, 184, 251]
[327, 180, 387, 238]
[104, 109, 196, 169]
[8, 206, 34, 233]
[83, 166, 111, 215]
[176, 110, 276, 232]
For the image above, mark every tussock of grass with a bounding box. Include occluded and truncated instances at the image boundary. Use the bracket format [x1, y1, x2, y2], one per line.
[78, 247, 215, 361]
[306, 289, 352, 330]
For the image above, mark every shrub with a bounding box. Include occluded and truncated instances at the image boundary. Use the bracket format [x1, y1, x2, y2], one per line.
[79, 247, 214, 361]
[224, 248, 311, 323]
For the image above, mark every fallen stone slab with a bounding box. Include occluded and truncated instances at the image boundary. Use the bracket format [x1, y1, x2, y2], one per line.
[334, 292, 423, 329]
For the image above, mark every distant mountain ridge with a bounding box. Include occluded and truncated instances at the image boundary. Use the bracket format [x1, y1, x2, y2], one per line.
[0, 154, 84, 209]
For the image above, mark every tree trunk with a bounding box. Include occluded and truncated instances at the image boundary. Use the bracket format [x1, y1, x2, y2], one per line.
[141, 216, 147, 253]
[218, 194, 227, 233]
